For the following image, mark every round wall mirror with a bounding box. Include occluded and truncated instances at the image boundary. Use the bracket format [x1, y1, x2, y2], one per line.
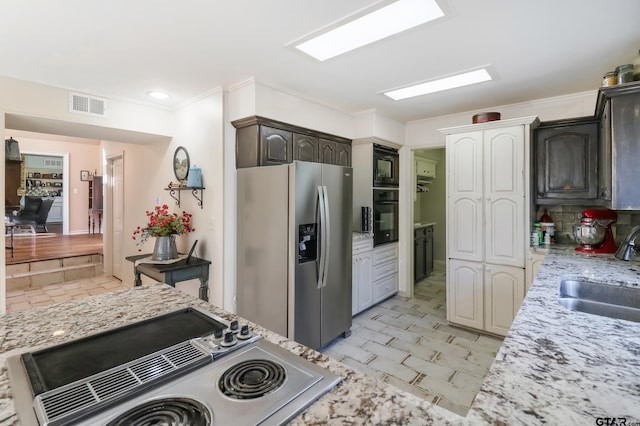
[173, 146, 190, 181]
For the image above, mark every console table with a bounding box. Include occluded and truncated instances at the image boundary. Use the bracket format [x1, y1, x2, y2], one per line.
[125, 254, 211, 301]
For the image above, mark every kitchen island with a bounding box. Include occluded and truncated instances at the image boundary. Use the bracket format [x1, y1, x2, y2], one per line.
[1, 247, 640, 424]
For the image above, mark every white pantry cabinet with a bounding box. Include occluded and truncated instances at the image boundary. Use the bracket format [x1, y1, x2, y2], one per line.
[415, 156, 437, 178]
[442, 116, 539, 337]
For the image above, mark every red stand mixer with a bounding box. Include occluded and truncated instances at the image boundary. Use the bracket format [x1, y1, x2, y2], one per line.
[573, 209, 618, 253]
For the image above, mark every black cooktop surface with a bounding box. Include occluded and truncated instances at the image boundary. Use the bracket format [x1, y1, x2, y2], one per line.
[21, 308, 226, 395]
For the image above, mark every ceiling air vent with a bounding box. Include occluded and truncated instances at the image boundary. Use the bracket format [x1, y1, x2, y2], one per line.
[69, 92, 107, 118]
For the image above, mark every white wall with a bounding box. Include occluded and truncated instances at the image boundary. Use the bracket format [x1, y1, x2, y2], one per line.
[405, 90, 597, 147]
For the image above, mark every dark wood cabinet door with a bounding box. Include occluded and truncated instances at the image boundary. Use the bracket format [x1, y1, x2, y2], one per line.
[599, 100, 612, 202]
[535, 120, 598, 202]
[335, 143, 352, 167]
[293, 133, 319, 162]
[425, 227, 434, 277]
[319, 139, 336, 164]
[261, 126, 292, 166]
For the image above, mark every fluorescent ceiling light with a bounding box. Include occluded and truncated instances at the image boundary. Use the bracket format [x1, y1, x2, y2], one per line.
[147, 91, 169, 100]
[295, 0, 444, 61]
[384, 68, 493, 100]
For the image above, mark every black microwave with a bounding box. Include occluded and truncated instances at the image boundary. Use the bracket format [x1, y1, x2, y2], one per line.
[373, 144, 399, 187]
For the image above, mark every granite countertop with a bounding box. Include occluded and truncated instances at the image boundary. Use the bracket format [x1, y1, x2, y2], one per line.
[0, 283, 458, 425]
[467, 246, 640, 424]
[2, 247, 640, 424]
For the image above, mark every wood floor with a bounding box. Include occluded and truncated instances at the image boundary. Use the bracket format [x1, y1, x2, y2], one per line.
[5, 232, 103, 264]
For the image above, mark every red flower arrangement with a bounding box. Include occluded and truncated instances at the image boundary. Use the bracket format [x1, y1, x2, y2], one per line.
[132, 204, 194, 247]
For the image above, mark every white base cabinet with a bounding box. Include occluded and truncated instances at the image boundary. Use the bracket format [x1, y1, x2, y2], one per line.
[484, 264, 525, 336]
[373, 243, 398, 303]
[447, 260, 525, 337]
[352, 236, 374, 315]
[352, 239, 398, 316]
[525, 251, 546, 292]
[352, 251, 374, 315]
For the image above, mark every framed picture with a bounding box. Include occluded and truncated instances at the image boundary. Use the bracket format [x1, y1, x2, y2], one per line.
[52, 173, 58, 179]
[33, 172, 41, 178]
[46, 182, 51, 187]
[27, 172, 34, 178]
[80, 170, 90, 181]
[26, 179, 33, 187]
[35, 180, 42, 186]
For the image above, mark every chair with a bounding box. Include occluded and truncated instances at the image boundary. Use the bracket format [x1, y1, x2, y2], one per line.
[13, 197, 54, 233]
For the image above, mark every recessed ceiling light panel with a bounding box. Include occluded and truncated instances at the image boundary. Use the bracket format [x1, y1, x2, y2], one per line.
[147, 91, 169, 100]
[383, 68, 493, 100]
[295, 0, 445, 61]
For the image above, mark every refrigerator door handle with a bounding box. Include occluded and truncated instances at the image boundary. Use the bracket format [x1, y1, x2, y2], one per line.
[317, 185, 326, 290]
[322, 185, 331, 288]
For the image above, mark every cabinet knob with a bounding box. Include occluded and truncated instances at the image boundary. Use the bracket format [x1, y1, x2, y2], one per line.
[486, 266, 492, 272]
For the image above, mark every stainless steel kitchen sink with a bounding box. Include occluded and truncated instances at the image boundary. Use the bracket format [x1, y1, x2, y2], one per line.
[558, 279, 640, 323]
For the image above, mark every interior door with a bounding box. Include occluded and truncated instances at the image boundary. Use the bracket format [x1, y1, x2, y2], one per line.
[110, 156, 124, 279]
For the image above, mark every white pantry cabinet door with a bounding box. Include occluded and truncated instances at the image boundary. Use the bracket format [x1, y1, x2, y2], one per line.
[352, 255, 359, 315]
[484, 264, 525, 336]
[447, 259, 484, 330]
[447, 131, 483, 262]
[483, 126, 525, 267]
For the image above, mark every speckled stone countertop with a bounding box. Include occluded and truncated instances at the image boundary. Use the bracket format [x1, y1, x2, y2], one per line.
[467, 246, 640, 424]
[2, 247, 640, 425]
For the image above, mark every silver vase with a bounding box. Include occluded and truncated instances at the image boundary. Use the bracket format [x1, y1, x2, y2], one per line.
[152, 235, 178, 261]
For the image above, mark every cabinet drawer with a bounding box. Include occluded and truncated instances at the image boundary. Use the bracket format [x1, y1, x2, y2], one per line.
[374, 243, 398, 265]
[373, 259, 398, 280]
[352, 237, 373, 255]
[373, 274, 398, 302]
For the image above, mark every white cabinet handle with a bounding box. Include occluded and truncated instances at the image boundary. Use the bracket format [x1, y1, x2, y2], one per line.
[486, 266, 492, 272]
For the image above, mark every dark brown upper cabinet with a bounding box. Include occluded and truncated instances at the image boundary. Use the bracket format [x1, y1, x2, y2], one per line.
[595, 81, 640, 210]
[293, 134, 319, 163]
[320, 139, 352, 166]
[535, 117, 599, 204]
[233, 116, 351, 168]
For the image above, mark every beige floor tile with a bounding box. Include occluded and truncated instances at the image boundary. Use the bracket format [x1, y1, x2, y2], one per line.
[28, 294, 53, 304]
[327, 342, 375, 364]
[388, 339, 437, 362]
[382, 375, 439, 404]
[379, 326, 422, 344]
[6, 294, 28, 303]
[368, 357, 418, 383]
[435, 397, 470, 417]
[44, 287, 68, 296]
[7, 301, 31, 312]
[339, 357, 385, 380]
[361, 341, 408, 363]
[403, 355, 456, 381]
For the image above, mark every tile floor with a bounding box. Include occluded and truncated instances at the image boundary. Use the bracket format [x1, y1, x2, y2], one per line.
[321, 270, 504, 416]
[5, 274, 130, 313]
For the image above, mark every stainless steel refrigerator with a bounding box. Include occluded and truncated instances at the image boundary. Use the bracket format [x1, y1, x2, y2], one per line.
[237, 161, 353, 349]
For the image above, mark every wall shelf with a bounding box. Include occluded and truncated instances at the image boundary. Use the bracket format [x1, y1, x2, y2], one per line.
[164, 186, 205, 209]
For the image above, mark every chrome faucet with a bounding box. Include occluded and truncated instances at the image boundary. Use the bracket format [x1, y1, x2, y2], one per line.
[615, 225, 640, 261]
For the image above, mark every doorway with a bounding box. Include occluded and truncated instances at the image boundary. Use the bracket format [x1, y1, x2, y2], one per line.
[412, 147, 446, 286]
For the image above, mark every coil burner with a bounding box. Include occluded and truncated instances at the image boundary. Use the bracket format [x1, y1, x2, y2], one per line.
[219, 359, 286, 400]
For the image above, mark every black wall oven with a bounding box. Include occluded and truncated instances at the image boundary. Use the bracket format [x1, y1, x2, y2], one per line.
[373, 189, 399, 246]
[373, 144, 399, 187]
